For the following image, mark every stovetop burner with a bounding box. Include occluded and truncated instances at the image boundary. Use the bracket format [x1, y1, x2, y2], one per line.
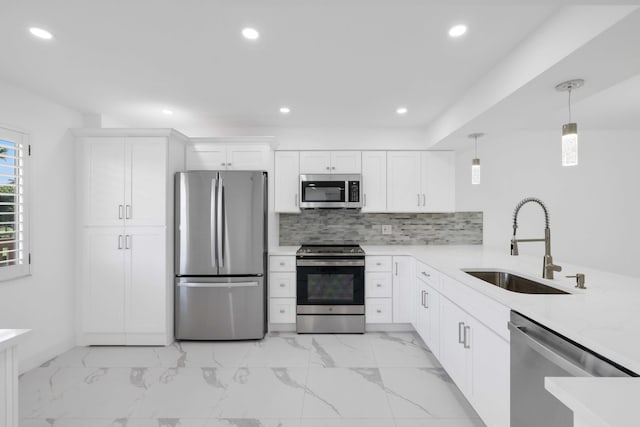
[296, 244, 365, 256]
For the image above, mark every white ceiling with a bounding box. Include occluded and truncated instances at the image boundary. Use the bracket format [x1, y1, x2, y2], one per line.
[0, 1, 639, 139]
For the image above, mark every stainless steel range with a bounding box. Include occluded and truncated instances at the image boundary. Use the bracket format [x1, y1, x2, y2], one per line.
[296, 244, 365, 333]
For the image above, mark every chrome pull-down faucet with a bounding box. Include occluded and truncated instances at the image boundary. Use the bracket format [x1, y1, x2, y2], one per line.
[510, 197, 562, 279]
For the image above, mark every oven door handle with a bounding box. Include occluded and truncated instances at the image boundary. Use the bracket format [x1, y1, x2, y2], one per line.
[296, 259, 365, 267]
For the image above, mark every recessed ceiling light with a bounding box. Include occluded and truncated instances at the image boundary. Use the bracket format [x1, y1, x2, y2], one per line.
[242, 28, 260, 40]
[448, 24, 467, 38]
[29, 27, 53, 40]
[279, 107, 291, 114]
[396, 107, 408, 115]
[162, 109, 174, 116]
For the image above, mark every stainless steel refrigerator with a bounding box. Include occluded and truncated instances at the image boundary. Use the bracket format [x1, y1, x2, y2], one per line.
[174, 171, 267, 340]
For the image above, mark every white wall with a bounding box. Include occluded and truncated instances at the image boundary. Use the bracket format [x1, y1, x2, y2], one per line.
[0, 79, 83, 371]
[456, 128, 640, 277]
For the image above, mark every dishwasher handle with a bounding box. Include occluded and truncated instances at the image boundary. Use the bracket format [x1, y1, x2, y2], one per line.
[508, 321, 591, 377]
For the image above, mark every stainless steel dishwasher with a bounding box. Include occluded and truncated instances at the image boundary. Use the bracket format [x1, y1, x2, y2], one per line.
[509, 311, 637, 427]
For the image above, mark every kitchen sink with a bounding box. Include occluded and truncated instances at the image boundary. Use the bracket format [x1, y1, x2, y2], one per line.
[463, 269, 569, 294]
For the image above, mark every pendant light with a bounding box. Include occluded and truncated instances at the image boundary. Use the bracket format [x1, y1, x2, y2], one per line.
[555, 79, 584, 166]
[468, 133, 484, 185]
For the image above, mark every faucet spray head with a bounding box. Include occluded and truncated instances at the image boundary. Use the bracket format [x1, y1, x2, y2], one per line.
[511, 238, 519, 256]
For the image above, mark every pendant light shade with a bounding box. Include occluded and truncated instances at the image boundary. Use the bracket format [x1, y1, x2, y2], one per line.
[556, 79, 584, 167]
[468, 133, 484, 185]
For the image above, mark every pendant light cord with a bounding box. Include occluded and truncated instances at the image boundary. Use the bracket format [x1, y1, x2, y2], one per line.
[568, 86, 572, 122]
[474, 135, 478, 158]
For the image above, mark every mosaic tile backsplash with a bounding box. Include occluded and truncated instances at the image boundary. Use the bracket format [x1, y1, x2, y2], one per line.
[279, 210, 483, 245]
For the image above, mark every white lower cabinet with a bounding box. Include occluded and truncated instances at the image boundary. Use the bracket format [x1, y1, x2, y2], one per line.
[365, 298, 392, 323]
[392, 256, 415, 324]
[80, 226, 169, 345]
[269, 255, 296, 325]
[439, 291, 510, 427]
[415, 277, 440, 357]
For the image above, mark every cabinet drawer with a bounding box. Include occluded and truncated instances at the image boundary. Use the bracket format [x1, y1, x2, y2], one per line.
[366, 272, 392, 298]
[416, 261, 440, 289]
[269, 272, 296, 298]
[366, 256, 392, 272]
[365, 298, 393, 323]
[269, 256, 296, 272]
[269, 298, 296, 323]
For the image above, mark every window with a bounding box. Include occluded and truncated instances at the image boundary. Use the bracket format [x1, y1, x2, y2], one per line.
[0, 126, 29, 281]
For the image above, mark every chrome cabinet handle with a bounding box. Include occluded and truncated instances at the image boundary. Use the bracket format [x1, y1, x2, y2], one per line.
[125, 235, 131, 249]
[417, 194, 420, 206]
[118, 235, 123, 249]
[422, 193, 426, 206]
[425, 291, 429, 308]
[220, 162, 226, 166]
[326, 166, 330, 170]
[376, 309, 382, 313]
[280, 262, 285, 266]
[421, 290, 426, 307]
[125, 204, 132, 219]
[294, 194, 298, 207]
[395, 262, 398, 275]
[421, 271, 430, 277]
[464, 325, 471, 349]
[363, 193, 367, 207]
[118, 205, 124, 219]
[376, 283, 382, 288]
[280, 309, 285, 314]
[331, 166, 335, 170]
[458, 322, 465, 344]
[280, 283, 286, 287]
[376, 262, 381, 266]
[227, 163, 232, 166]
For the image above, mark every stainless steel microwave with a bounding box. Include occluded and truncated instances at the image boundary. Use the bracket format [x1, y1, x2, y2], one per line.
[299, 174, 362, 209]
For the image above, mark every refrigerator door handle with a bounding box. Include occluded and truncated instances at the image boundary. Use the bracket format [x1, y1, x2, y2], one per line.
[217, 178, 226, 268]
[210, 178, 218, 269]
[177, 281, 259, 288]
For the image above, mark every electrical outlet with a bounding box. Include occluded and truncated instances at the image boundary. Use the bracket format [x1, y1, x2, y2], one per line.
[382, 225, 392, 235]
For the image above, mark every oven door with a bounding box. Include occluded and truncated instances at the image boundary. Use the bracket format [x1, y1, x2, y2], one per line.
[296, 259, 364, 307]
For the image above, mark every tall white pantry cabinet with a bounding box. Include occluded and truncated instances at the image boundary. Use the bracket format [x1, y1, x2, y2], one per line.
[73, 129, 187, 346]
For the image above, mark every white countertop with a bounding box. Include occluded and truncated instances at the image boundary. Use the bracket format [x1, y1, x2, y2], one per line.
[362, 244, 640, 374]
[545, 377, 640, 427]
[270, 244, 640, 373]
[0, 329, 30, 352]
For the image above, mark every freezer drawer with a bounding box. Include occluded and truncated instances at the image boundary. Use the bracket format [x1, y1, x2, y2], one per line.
[175, 276, 266, 340]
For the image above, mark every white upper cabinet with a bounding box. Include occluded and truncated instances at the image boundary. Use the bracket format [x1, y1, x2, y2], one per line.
[387, 151, 455, 213]
[80, 136, 167, 227]
[387, 151, 423, 212]
[299, 151, 361, 174]
[361, 151, 387, 212]
[186, 139, 271, 171]
[274, 151, 301, 213]
[422, 151, 455, 212]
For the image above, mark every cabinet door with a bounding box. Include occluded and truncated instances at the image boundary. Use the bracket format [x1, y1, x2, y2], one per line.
[126, 138, 167, 227]
[361, 151, 386, 212]
[299, 151, 331, 174]
[416, 280, 429, 341]
[124, 227, 167, 333]
[421, 151, 455, 212]
[186, 143, 227, 170]
[470, 316, 510, 427]
[387, 151, 422, 212]
[392, 256, 415, 324]
[227, 145, 269, 170]
[439, 296, 471, 395]
[81, 228, 125, 333]
[81, 138, 126, 226]
[274, 152, 301, 213]
[331, 151, 361, 174]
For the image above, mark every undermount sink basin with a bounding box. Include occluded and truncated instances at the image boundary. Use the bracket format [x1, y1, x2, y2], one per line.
[463, 270, 569, 295]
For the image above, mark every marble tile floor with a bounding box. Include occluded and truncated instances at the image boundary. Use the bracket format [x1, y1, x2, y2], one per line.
[19, 332, 485, 427]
